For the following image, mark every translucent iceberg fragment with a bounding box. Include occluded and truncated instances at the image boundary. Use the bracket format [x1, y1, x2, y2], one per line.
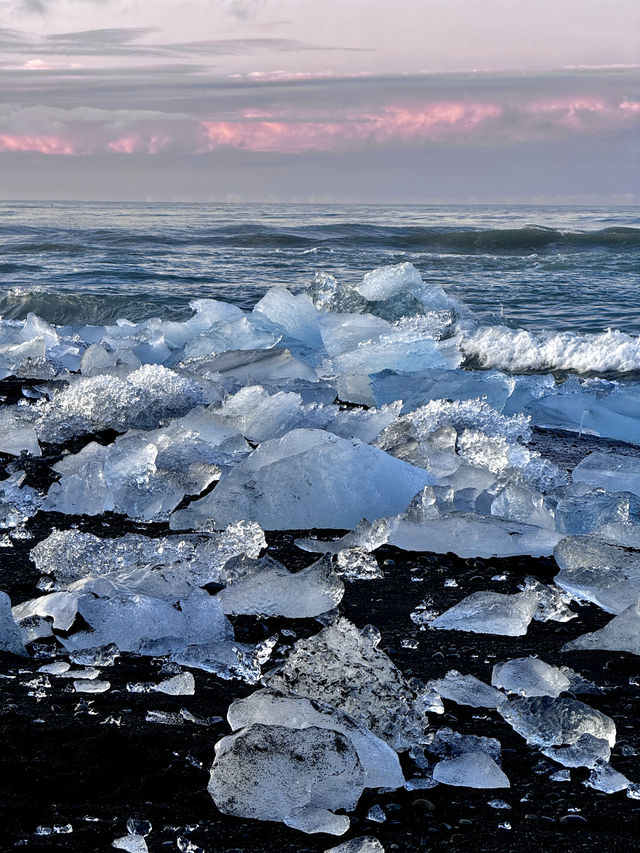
[152, 672, 195, 695]
[555, 491, 640, 542]
[499, 696, 616, 747]
[521, 578, 576, 623]
[319, 312, 391, 357]
[171, 429, 432, 531]
[572, 451, 640, 497]
[422, 727, 502, 763]
[563, 600, 640, 655]
[264, 618, 430, 751]
[585, 761, 630, 794]
[542, 733, 611, 768]
[429, 590, 539, 636]
[181, 348, 318, 390]
[37, 365, 204, 443]
[0, 590, 28, 656]
[325, 838, 385, 853]
[215, 556, 344, 618]
[433, 752, 510, 788]
[208, 724, 362, 835]
[227, 689, 404, 791]
[491, 658, 571, 698]
[431, 670, 506, 708]
[335, 549, 384, 581]
[354, 262, 453, 322]
[0, 406, 41, 457]
[307, 271, 368, 314]
[253, 288, 323, 349]
[0, 472, 42, 529]
[554, 535, 640, 614]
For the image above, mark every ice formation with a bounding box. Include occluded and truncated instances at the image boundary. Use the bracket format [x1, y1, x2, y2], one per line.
[432, 752, 510, 789]
[491, 658, 571, 698]
[499, 697, 616, 747]
[429, 590, 539, 636]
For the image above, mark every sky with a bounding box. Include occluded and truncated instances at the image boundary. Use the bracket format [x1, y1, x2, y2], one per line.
[0, 0, 638, 202]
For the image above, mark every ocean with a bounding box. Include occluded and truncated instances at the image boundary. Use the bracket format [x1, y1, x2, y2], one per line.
[0, 202, 638, 339]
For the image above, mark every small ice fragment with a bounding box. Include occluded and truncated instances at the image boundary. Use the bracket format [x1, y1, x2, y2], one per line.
[499, 696, 616, 747]
[430, 590, 538, 636]
[145, 710, 184, 725]
[126, 819, 151, 837]
[69, 644, 119, 667]
[488, 799, 511, 809]
[366, 805, 386, 823]
[491, 658, 571, 698]
[433, 752, 510, 788]
[432, 670, 505, 708]
[542, 733, 611, 768]
[0, 590, 28, 656]
[112, 835, 148, 853]
[404, 777, 439, 790]
[38, 661, 71, 675]
[74, 679, 110, 694]
[550, 769, 570, 782]
[335, 549, 384, 581]
[563, 600, 640, 656]
[152, 672, 195, 696]
[325, 838, 385, 853]
[584, 760, 630, 794]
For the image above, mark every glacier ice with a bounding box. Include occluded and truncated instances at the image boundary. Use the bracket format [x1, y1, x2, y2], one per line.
[325, 838, 385, 853]
[0, 590, 28, 656]
[562, 600, 640, 655]
[572, 451, 640, 497]
[170, 428, 432, 531]
[499, 696, 616, 747]
[432, 752, 510, 789]
[264, 618, 432, 751]
[431, 670, 506, 708]
[491, 658, 571, 698]
[542, 733, 611, 768]
[429, 590, 539, 636]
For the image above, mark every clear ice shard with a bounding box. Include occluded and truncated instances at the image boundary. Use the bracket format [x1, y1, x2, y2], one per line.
[208, 724, 362, 835]
[491, 658, 570, 698]
[432, 752, 510, 788]
[0, 590, 28, 655]
[542, 733, 611, 768]
[0, 406, 41, 457]
[325, 838, 385, 853]
[421, 728, 502, 763]
[584, 760, 631, 794]
[429, 590, 539, 636]
[170, 428, 432, 531]
[216, 556, 344, 618]
[555, 491, 640, 547]
[264, 618, 431, 751]
[562, 600, 640, 655]
[499, 696, 616, 747]
[572, 451, 640, 497]
[226, 689, 404, 790]
[553, 535, 640, 614]
[430, 670, 506, 708]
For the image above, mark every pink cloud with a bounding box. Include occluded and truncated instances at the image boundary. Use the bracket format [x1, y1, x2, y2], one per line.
[107, 134, 171, 154]
[0, 133, 75, 155]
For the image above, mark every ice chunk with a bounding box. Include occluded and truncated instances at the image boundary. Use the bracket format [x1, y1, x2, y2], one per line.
[354, 262, 452, 321]
[0, 406, 41, 457]
[0, 472, 42, 529]
[325, 838, 385, 853]
[264, 618, 430, 751]
[421, 727, 502, 763]
[13, 591, 79, 633]
[227, 689, 404, 790]
[208, 724, 363, 834]
[296, 518, 392, 556]
[319, 312, 391, 357]
[433, 752, 510, 788]
[491, 658, 571, 698]
[37, 365, 204, 443]
[152, 672, 195, 695]
[555, 491, 640, 543]
[0, 591, 28, 656]
[171, 429, 432, 531]
[182, 347, 318, 390]
[429, 591, 539, 636]
[253, 288, 323, 349]
[554, 535, 640, 614]
[216, 556, 344, 618]
[585, 760, 630, 794]
[431, 671, 505, 708]
[370, 368, 515, 414]
[522, 578, 576, 623]
[306, 271, 368, 314]
[572, 451, 640, 497]
[499, 696, 616, 747]
[563, 600, 640, 655]
[112, 835, 148, 853]
[334, 549, 384, 581]
[542, 733, 611, 768]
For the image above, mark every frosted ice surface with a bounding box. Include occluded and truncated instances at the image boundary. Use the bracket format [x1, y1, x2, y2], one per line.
[152, 672, 195, 695]
[491, 658, 571, 698]
[0, 472, 42, 529]
[585, 760, 630, 794]
[422, 728, 502, 763]
[542, 733, 611, 768]
[432, 752, 510, 789]
[563, 600, 640, 655]
[334, 549, 384, 581]
[554, 535, 640, 614]
[521, 578, 576, 623]
[112, 834, 148, 853]
[572, 451, 640, 497]
[264, 618, 431, 751]
[429, 591, 539, 636]
[354, 263, 453, 322]
[431, 671, 506, 708]
[215, 556, 344, 618]
[307, 271, 368, 315]
[555, 492, 640, 548]
[170, 429, 432, 531]
[319, 312, 391, 357]
[37, 365, 204, 443]
[226, 689, 404, 790]
[499, 696, 616, 747]
[208, 724, 363, 834]
[213, 385, 303, 442]
[0, 590, 28, 655]
[325, 838, 385, 853]
[182, 348, 318, 390]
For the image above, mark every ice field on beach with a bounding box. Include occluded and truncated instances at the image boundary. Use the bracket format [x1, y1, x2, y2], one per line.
[1, 261, 640, 844]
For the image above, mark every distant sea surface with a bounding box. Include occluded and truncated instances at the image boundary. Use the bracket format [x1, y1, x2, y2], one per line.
[0, 201, 638, 334]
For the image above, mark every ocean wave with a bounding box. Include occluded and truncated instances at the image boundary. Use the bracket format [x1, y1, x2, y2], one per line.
[461, 325, 640, 375]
